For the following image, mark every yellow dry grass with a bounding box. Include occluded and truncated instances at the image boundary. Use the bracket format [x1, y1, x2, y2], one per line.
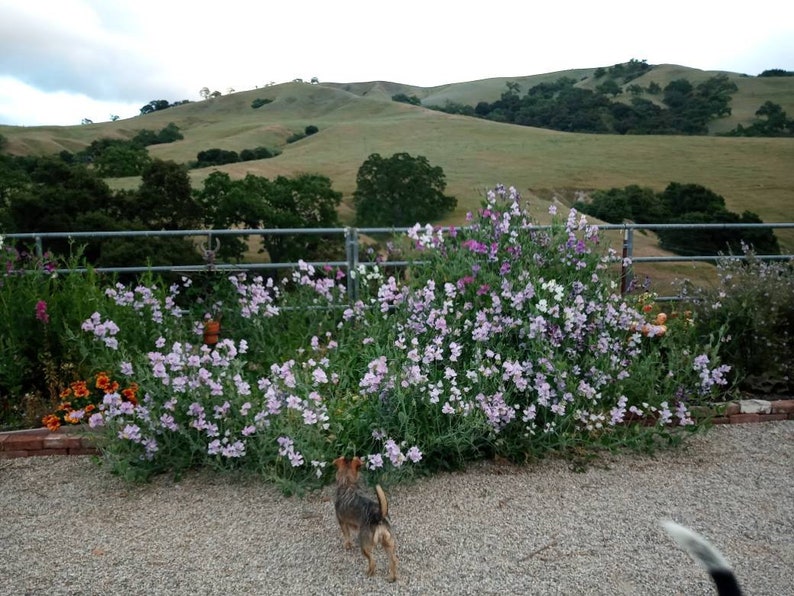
[2, 65, 792, 273]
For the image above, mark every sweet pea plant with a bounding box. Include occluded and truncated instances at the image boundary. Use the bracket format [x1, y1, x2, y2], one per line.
[74, 185, 731, 488]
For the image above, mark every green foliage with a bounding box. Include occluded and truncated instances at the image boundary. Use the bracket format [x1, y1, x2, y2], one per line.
[0, 153, 30, 212]
[193, 144, 280, 168]
[251, 98, 273, 109]
[353, 152, 456, 227]
[69, 124, 183, 177]
[195, 171, 343, 263]
[456, 72, 737, 135]
[0, 156, 205, 270]
[239, 146, 281, 162]
[683, 248, 794, 393]
[391, 93, 421, 105]
[575, 182, 780, 256]
[657, 208, 779, 256]
[662, 75, 737, 134]
[194, 148, 240, 167]
[135, 159, 201, 230]
[725, 101, 794, 137]
[0, 246, 106, 430]
[139, 99, 172, 115]
[758, 69, 794, 77]
[659, 182, 724, 217]
[281, 125, 320, 143]
[132, 123, 184, 146]
[596, 59, 651, 84]
[577, 184, 663, 223]
[194, 172, 263, 261]
[94, 143, 151, 177]
[1, 157, 117, 257]
[426, 100, 476, 116]
[259, 174, 344, 264]
[596, 79, 623, 97]
[38, 186, 729, 485]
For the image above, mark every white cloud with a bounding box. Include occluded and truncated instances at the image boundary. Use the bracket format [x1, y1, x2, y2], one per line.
[0, 76, 141, 126]
[0, 0, 792, 125]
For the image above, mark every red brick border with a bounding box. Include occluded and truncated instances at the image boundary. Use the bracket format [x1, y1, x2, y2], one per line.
[1, 399, 791, 459]
[0, 427, 99, 459]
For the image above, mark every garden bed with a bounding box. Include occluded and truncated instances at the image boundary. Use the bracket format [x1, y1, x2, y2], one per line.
[3, 397, 791, 459]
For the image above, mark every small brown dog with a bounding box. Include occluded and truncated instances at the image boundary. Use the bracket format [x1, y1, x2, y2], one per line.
[333, 456, 398, 582]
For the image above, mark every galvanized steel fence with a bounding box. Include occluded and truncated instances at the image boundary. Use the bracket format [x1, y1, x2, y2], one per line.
[5, 222, 794, 302]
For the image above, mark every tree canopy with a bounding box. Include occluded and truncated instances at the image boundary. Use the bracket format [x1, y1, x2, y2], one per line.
[429, 67, 738, 135]
[353, 152, 456, 227]
[195, 171, 343, 263]
[574, 182, 780, 255]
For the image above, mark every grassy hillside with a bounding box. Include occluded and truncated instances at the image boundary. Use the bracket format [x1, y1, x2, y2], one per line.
[2, 64, 793, 269]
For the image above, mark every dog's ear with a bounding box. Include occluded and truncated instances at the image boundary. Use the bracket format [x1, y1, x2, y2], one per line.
[350, 457, 363, 471]
[332, 456, 348, 469]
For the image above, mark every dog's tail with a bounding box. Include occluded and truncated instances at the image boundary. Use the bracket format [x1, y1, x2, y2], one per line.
[661, 520, 743, 596]
[375, 484, 389, 519]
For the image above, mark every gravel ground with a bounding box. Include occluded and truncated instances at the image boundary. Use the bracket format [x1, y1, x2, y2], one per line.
[1, 422, 792, 596]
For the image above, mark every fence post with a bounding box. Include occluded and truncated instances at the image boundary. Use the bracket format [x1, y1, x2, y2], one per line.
[345, 227, 360, 303]
[620, 227, 634, 295]
[34, 235, 43, 258]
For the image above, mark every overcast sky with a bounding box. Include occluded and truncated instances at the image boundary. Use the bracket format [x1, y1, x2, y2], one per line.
[1, 0, 793, 126]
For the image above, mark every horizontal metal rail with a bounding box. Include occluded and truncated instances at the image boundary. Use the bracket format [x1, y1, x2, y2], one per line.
[2, 222, 792, 304]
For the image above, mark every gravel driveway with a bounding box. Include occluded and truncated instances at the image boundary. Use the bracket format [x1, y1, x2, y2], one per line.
[1, 421, 792, 595]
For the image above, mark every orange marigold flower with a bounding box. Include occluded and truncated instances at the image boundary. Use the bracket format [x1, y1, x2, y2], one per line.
[72, 381, 90, 398]
[59, 388, 73, 399]
[122, 383, 139, 403]
[42, 414, 61, 432]
[642, 304, 653, 313]
[105, 381, 120, 394]
[95, 372, 111, 390]
[85, 404, 96, 413]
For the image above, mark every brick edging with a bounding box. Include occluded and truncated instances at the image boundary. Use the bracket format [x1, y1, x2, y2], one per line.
[690, 398, 794, 426]
[0, 427, 99, 459]
[1, 399, 792, 459]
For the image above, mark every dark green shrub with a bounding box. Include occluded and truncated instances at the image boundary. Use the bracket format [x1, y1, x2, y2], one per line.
[391, 93, 421, 105]
[239, 146, 280, 162]
[194, 148, 240, 168]
[684, 248, 794, 393]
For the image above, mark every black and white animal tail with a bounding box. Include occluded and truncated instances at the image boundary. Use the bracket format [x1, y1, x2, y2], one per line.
[662, 520, 743, 596]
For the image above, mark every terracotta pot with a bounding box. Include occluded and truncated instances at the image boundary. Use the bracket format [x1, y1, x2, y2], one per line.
[203, 320, 221, 345]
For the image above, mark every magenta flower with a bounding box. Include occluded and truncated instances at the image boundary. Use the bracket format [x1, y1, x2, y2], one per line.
[35, 300, 49, 324]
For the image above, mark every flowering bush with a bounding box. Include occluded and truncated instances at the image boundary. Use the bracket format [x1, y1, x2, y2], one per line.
[42, 372, 139, 431]
[66, 185, 733, 488]
[330, 185, 732, 463]
[682, 245, 794, 393]
[0, 242, 107, 430]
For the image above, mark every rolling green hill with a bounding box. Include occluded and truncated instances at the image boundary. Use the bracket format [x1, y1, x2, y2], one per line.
[2, 63, 793, 260]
